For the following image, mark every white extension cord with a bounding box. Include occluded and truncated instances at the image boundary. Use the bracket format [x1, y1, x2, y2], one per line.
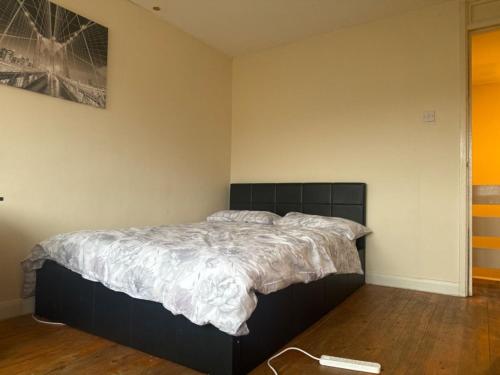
[267, 347, 320, 375]
[267, 347, 381, 374]
[32, 314, 66, 326]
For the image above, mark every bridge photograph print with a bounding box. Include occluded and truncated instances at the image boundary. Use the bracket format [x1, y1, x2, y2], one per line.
[0, 0, 108, 108]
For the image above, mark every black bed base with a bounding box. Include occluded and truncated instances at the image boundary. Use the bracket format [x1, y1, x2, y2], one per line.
[36, 253, 364, 375]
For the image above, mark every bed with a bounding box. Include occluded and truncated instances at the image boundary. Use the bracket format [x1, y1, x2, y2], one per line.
[31, 182, 367, 375]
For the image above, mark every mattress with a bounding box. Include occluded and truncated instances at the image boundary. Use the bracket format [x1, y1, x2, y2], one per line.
[22, 221, 362, 335]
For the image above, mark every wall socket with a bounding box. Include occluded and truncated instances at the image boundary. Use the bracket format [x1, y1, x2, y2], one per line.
[423, 110, 436, 123]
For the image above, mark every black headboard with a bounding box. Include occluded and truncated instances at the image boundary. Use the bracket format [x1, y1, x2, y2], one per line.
[230, 183, 367, 248]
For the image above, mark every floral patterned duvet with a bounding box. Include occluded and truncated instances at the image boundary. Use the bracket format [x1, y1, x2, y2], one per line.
[22, 221, 362, 335]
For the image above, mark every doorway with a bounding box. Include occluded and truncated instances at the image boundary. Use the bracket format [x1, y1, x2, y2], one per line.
[470, 28, 500, 289]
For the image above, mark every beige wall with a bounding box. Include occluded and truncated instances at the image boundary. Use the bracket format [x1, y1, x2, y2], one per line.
[0, 0, 232, 314]
[232, 1, 464, 293]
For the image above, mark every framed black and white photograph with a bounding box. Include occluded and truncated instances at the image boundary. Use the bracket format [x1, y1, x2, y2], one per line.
[0, 0, 108, 108]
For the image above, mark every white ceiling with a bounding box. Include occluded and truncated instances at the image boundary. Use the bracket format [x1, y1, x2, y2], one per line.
[130, 0, 449, 56]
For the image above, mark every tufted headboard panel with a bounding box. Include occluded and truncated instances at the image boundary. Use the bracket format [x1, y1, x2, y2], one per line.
[229, 183, 367, 249]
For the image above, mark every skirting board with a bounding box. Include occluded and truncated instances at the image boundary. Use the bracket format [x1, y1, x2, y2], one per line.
[0, 297, 34, 321]
[366, 273, 462, 296]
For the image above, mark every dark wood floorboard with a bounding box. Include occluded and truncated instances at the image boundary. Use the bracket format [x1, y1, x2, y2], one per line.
[0, 281, 498, 375]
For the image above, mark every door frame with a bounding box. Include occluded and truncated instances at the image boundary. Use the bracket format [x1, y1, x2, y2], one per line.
[458, 0, 470, 297]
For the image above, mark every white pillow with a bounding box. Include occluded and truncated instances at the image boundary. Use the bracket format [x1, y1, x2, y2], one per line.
[207, 210, 281, 225]
[274, 212, 371, 240]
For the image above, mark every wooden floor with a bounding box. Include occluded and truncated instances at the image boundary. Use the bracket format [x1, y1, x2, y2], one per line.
[1, 280, 499, 375]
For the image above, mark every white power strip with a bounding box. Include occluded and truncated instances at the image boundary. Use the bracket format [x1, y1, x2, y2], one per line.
[320, 355, 381, 374]
[267, 347, 381, 375]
